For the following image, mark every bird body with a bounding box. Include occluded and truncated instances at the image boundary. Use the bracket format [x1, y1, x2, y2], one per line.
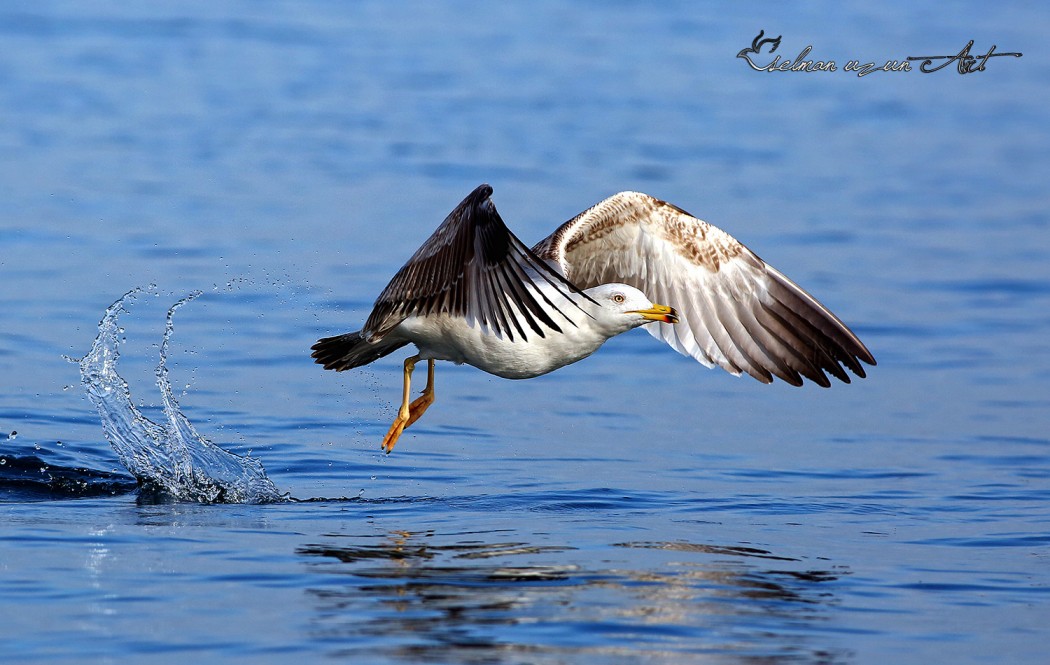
[394, 283, 674, 380]
[313, 184, 874, 453]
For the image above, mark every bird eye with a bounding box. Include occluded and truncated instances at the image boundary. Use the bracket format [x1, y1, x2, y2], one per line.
[612, 293, 626, 304]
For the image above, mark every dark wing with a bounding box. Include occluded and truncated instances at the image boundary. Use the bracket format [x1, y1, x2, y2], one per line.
[532, 191, 875, 386]
[363, 184, 594, 343]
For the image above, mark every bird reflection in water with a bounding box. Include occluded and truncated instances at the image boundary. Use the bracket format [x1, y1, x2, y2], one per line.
[297, 530, 850, 663]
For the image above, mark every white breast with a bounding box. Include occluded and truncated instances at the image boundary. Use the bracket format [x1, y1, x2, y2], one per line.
[395, 296, 608, 380]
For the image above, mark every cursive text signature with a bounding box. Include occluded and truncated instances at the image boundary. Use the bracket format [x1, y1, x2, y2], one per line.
[738, 31, 1022, 78]
[906, 40, 1022, 74]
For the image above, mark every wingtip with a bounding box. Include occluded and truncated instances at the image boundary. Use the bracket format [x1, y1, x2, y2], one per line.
[470, 183, 494, 200]
[459, 184, 496, 217]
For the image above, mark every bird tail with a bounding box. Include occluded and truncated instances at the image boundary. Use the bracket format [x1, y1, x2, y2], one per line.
[311, 331, 408, 371]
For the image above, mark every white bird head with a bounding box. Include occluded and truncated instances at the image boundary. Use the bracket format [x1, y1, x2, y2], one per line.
[584, 283, 679, 336]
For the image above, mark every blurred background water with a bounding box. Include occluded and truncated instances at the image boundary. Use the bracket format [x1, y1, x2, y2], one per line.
[1, 1, 1048, 663]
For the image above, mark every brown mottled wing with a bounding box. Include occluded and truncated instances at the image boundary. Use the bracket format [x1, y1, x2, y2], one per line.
[363, 184, 594, 343]
[532, 192, 875, 386]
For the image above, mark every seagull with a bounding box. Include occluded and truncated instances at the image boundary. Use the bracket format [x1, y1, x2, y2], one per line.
[312, 184, 875, 454]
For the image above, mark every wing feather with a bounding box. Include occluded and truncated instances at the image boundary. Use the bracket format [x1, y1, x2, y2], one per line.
[364, 184, 594, 343]
[532, 191, 875, 386]
[727, 295, 805, 385]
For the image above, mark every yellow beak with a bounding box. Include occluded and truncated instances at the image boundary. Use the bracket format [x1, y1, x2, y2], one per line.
[629, 303, 679, 324]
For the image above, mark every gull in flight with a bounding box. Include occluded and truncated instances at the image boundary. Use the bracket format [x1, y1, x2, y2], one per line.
[312, 184, 875, 453]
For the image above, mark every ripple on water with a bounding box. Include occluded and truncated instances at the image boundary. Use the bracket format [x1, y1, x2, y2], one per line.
[0, 453, 137, 501]
[295, 527, 849, 661]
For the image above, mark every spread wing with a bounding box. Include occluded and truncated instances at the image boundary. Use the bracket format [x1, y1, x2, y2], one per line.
[532, 191, 876, 386]
[363, 184, 594, 343]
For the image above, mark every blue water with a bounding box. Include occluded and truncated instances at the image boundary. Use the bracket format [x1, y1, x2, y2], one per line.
[2, 1, 1048, 663]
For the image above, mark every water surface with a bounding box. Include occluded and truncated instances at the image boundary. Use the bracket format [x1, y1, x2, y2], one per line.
[1, 2, 1047, 663]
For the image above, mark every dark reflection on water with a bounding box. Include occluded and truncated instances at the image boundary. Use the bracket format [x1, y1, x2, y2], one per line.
[0, 454, 138, 501]
[298, 530, 849, 663]
[616, 540, 800, 561]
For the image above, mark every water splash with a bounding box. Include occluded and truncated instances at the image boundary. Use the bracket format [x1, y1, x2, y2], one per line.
[78, 289, 285, 503]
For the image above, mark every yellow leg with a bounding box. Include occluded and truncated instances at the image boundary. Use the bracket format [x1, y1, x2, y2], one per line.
[405, 359, 435, 428]
[380, 356, 436, 454]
